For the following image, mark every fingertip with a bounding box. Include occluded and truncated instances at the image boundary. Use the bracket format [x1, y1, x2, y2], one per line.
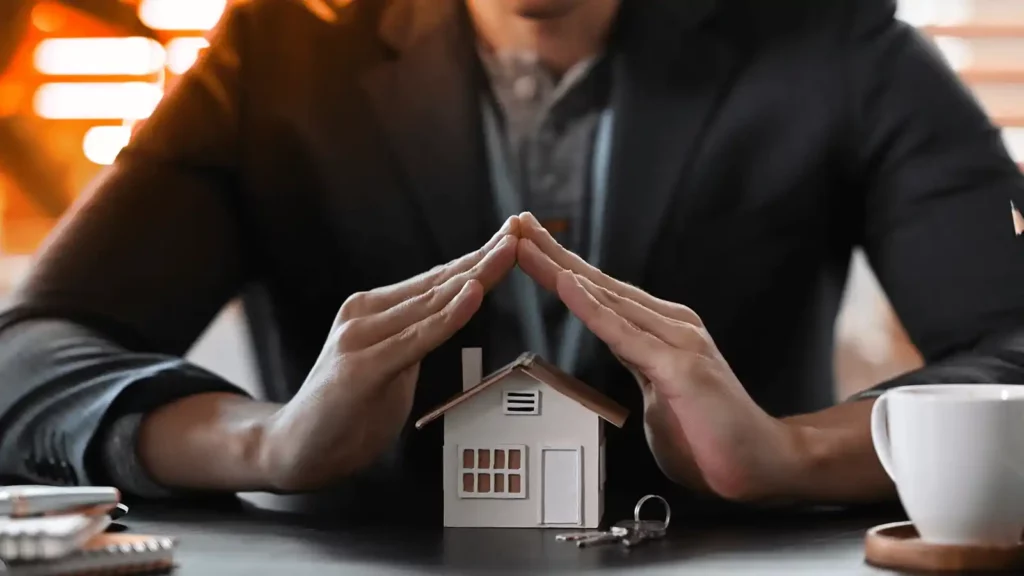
[495, 215, 519, 240]
[507, 215, 522, 237]
[519, 211, 540, 228]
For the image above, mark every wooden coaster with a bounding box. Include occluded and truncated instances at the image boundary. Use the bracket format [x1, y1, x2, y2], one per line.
[865, 521, 1024, 572]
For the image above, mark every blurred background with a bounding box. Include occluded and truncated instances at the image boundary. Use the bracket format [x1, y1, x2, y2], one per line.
[0, 0, 1020, 401]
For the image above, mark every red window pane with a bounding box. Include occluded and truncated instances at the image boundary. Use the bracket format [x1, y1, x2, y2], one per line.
[509, 449, 521, 470]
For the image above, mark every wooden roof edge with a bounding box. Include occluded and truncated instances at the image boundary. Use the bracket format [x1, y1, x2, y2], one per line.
[414, 352, 629, 430]
[413, 354, 530, 430]
[523, 356, 630, 428]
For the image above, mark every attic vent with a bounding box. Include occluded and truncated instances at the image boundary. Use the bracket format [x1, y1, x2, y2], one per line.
[503, 391, 540, 415]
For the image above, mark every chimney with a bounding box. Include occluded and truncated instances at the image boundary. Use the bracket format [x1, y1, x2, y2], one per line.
[462, 348, 483, 391]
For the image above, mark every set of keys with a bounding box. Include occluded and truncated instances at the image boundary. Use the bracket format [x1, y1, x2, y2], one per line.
[555, 494, 670, 549]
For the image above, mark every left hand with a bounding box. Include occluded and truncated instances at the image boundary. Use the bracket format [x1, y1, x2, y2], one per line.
[516, 212, 803, 501]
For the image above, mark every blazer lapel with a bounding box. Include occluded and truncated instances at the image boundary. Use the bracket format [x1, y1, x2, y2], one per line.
[599, 0, 745, 286]
[359, 0, 497, 266]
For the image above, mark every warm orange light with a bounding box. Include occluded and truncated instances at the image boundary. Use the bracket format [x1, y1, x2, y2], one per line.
[31, 3, 67, 33]
[34, 37, 166, 76]
[33, 82, 163, 120]
[0, 83, 24, 117]
[138, 0, 227, 31]
[165, 37, 210, 75]
[82, 126, 133, 165]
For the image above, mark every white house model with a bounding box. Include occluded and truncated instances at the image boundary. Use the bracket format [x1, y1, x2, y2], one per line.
[415, 348, 629, 529]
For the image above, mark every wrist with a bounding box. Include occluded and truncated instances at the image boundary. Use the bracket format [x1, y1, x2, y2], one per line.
[775, 399, 893, 504]
[137, 393, 281, 492]
[256, 401, 377, 493]
[723, 418, 811, 504]
[103, 412, 178, 498]
[254, 404, 308, 492]
[773, 420, 824, 502]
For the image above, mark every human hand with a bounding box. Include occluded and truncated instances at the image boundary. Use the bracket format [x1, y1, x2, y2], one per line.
[258, 217, 520, 492]
[516, 212, 801, 501]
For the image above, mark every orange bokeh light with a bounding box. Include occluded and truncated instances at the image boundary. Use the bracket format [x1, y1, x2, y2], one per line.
[30, 3, 68, 34]
[0, 1, 229, 253]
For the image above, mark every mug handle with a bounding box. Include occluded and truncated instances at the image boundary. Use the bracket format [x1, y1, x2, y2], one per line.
[870, 392, 897, 481]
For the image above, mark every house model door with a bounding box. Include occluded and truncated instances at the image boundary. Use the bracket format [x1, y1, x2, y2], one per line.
[541, 447, 581, 526]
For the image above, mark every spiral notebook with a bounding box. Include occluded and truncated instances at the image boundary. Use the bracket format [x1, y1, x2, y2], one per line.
[4, 533, 177, 576]
[0, 515, 112, 562]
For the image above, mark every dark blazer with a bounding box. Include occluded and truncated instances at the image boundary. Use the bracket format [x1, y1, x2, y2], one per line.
[0, 0, 1023, 521]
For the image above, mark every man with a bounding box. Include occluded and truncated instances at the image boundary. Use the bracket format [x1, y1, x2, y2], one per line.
[0, 0, 1022, 524]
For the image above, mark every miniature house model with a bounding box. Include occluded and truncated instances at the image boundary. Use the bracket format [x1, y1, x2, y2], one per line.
[415, 349, 629, 529]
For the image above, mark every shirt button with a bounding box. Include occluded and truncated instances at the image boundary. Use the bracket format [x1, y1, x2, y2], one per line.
[513, 76, 537, 100]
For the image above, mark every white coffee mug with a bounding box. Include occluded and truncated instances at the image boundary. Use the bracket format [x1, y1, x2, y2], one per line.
[871, 384, 1024, 546]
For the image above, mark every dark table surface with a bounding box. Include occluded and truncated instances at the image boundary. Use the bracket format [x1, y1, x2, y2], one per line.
[111, 494, 929, 575]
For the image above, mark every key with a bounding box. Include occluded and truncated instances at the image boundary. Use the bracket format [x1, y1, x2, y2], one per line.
[615, 494, 672, 549]
[554, 531, 607, 542]
[575, 531, 625, 548]
[611, 519, 666, 548]
[555, 494, 671, 549]
[611, 520, 667, 539]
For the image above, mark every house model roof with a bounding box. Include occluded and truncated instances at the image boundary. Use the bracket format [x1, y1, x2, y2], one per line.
[414, 352, 629, 430]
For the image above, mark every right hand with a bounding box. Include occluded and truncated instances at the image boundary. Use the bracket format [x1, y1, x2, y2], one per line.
[259, 217, 520, 492]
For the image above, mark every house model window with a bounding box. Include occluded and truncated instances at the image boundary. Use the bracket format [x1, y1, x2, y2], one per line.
[459, 445, 526, 499]
[502, 390, 540, 415]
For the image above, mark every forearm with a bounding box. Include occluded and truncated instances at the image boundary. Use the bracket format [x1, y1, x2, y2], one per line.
[0, 320, 255, 491]
[779, 399, 896, 504]
[774, 325, 1024, 504]
[136, 392, 282, 493]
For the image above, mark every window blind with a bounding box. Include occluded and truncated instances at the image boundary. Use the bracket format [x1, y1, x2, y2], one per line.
[898, 0, 1024, 168]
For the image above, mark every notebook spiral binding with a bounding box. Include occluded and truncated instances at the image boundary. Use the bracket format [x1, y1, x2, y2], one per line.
[4, 534, 177, 576]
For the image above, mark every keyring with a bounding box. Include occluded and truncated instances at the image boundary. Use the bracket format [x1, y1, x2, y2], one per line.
[633, 494, 671, 530]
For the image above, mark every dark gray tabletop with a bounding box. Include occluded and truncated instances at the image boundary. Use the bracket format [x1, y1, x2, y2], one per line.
[113, 494, 922, 575]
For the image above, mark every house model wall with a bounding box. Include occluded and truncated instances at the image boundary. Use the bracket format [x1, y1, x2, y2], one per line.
[416, 349, 628, 529]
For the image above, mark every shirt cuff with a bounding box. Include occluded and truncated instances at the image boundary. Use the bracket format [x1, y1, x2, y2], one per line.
[101, 412, 176, 499]
[845, 388, 885, 402]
